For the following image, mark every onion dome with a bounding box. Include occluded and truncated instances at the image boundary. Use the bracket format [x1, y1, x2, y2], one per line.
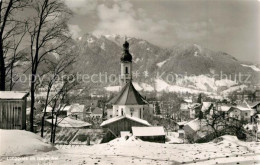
[120, 41, 132, 62]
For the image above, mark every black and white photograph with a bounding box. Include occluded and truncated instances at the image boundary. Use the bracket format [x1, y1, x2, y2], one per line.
[0, 0, 260, 164]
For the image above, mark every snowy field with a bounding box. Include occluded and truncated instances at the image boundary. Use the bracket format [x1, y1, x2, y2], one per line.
[0, 130, 260, 165]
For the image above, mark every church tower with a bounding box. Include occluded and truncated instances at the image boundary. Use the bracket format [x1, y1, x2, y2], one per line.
[120, 40, 132, 86]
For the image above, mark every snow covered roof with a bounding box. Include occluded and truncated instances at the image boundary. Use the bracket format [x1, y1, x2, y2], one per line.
[180, 102, 200, 111]
[190, 103, 201, 109]
[201, 102, 213, 112]
[219, 105, 232, 112]
[45, 117, 91, 128]
[0, 91, 29, 100]
[247, 101, 260, 108]
[184, 118, 201, 132]
[62, 105, 71, 111]
[235, 106, 253, 111]
[132, 126, 165, 136]
[42, 106, 53, 113]
[183, 99, 192, 103]
[177, 121, 188, 126]
[100, 115, 151, 127]
[232, 102, 253, 111]
[108, 81, 148, 105]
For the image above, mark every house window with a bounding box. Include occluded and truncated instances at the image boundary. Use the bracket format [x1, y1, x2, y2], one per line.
[125, 67, 128, 74]
[140, 108, 142, 118]
[110, 115, 112, 118]
[121, 108, 123, 116]
[245, 113, 248, 116]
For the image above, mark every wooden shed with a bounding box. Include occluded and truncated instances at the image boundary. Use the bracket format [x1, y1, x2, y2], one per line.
[132, 126, 166, 143]
[100, 115, 151, 139]
[0, 91, 29, 130]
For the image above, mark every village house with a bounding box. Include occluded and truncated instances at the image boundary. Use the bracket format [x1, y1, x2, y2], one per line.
[248, 101, 260, 113]
[68, 104, 86, 120]
[180, 99, 192, 120]
[217, 104, 232, 118]
[201, 102, 214, 118]
[0, 91, 29, 130]
[227, 102, 256, 123]
[106, 108, 113, 119]
[176, 121, 188, 138]
[180, 99, 201, 121]
[90, 107, 103, 118]
[43, 105, 71, 117]
[183, 118, 210, 141]
[255, 90, 260, 100]
[45, 117, 91, 128]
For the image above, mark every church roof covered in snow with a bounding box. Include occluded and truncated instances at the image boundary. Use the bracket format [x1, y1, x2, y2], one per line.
[109, 81, 148, 105]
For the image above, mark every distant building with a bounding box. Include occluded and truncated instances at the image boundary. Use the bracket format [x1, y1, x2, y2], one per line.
[254, 90, 260, 101]
[68, 104, 86, 120]
[227, 102, 256, 122]
[0, 91, 29, 130]
[180, 100, 192, 120]
[85, 99, 99, 110]
[42, 105, 71, 117]
[106, 108, 113, 119]
[45, 117, 91, 128]
[176, 121, 188, 138]
[218, 105, 232, 119]
[183, 118, 209, 141]
[90, 107, 103, 118]
[42, 106, 53, 115]
[201, 102, 214, 117]
[248, 101, 260, 113]
[180, 99, 201, 120]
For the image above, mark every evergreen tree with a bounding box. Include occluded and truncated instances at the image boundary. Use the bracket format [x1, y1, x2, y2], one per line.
[155, 102, 161, 115]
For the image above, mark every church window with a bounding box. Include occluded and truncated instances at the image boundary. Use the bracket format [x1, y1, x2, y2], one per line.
[125, 67, 128, 74]
[130, 108, 134, 117]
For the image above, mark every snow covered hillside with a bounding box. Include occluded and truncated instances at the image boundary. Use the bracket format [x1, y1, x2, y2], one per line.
[2, 135, 259, 165]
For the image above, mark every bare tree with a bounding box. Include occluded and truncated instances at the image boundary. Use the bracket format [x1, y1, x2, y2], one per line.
[5, 25, 28, 90]
[0, 0, 28, 91]
[40, 48, 77, 137]
[27, 0, 71, 132]
[48, 75, 78, 144]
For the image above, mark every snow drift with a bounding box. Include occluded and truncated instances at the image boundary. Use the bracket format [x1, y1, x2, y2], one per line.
[0, 129, 56, 156]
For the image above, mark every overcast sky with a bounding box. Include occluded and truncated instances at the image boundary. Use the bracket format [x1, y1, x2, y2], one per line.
[64, 0, 260, 63]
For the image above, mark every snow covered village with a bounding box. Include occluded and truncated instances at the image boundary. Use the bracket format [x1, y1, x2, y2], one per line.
[0, 0, 260, 165]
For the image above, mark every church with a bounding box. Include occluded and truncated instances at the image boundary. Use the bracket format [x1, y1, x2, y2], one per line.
[100, 40, 152, 138]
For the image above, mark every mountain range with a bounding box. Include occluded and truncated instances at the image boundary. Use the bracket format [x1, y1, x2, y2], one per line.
[72, 34, 260, 96]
